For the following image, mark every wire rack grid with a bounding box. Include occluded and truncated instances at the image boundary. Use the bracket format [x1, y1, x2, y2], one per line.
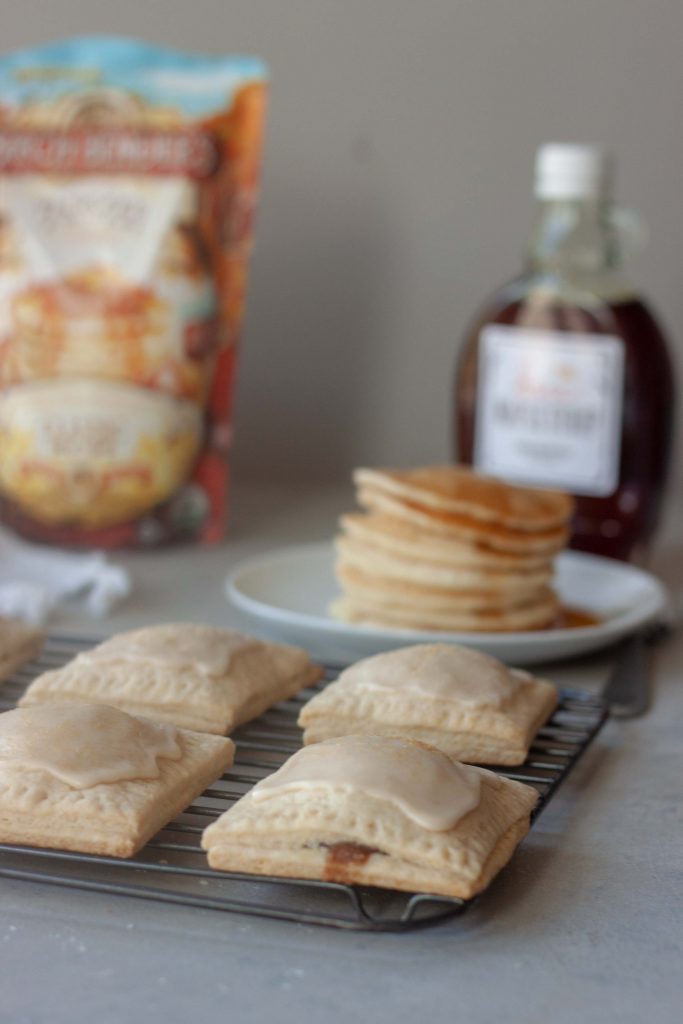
[0, 635, 608, 931]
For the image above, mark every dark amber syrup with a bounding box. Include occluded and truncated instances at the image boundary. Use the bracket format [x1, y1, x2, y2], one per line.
[456, 294, 674, 562]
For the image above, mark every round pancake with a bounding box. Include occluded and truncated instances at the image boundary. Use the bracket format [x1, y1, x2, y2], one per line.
[330, 594, 559, 633]
[353, 466, 574, 532]
[335, 537, 553, 594]
[335, 562, 553, 613]
[357, 487, 569, 555]
[340, 512, 553, 570]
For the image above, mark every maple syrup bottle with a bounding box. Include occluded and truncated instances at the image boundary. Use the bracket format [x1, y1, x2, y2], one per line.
[455, 144, 675, 562]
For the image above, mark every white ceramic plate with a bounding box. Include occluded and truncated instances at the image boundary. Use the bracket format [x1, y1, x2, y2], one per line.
[226, 542, 669, 666]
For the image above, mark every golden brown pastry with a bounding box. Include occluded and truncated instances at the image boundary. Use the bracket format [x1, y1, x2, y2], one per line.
[298, 643, 558, 765]
[0, 703, 234, 857]
[19, 623, 322, 734]
[202, 734, 539, 899]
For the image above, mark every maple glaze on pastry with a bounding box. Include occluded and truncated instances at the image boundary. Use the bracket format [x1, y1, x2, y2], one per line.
[20, 623, 323, 737]
[298, 642, 559, 767]
[81, 624, 261, 676]
[201, 732, 539, 899]
[250, 734, 483, 831]
[354, 643, 528, 708]
[0, 704, 182, 788]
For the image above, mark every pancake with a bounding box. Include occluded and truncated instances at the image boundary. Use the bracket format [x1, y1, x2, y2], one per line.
[357, 487, 569, 555]
[331, 594, 559, 633]
[340, 512, 552, 571]
[335, 536, 553, 594]
[331, 465, 570, 634]
[353, 466, 574, 531]
[335, 562, 553, 613]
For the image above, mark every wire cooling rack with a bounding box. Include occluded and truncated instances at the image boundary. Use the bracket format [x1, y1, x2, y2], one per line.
[0, 635, 608, 931]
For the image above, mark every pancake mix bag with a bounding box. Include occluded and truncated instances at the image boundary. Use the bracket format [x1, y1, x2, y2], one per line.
[0, 37, 266, 545]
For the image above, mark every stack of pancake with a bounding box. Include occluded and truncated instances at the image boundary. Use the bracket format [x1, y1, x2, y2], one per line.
[331, 466, 574, 632]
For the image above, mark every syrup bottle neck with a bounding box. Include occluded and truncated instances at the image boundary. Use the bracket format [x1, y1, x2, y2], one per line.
[527, 198, 621, 278]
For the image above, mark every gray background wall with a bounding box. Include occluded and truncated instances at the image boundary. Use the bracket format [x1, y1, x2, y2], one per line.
[4, 0, 682, 495]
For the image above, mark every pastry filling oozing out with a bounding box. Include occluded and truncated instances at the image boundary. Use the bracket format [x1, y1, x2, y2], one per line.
[319, 841, 386, 881]
[320, 841, 384, 867]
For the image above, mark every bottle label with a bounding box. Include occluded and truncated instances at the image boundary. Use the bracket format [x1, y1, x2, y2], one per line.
[474, 324, 624, 496]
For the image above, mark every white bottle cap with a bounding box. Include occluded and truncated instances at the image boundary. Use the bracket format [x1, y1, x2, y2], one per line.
[534, 143, 614, 200]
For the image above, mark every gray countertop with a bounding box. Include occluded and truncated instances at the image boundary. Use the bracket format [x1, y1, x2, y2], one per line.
[1, 480, 681, 1024]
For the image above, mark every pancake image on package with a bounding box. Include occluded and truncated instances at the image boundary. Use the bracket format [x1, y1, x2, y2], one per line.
[0, 379, 202, 528]
[0, 37, 267, 546]
[331, 466, 574, 632]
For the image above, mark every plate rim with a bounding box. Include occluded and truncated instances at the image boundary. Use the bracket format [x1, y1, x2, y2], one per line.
[226, 541, 669, 653]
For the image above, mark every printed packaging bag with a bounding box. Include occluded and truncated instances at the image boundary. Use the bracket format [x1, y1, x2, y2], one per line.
[0, 37, 266, 545]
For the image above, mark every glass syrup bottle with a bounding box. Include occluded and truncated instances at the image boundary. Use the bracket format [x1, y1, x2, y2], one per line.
[454, 143, 675, 562]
